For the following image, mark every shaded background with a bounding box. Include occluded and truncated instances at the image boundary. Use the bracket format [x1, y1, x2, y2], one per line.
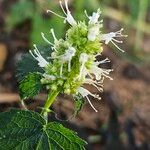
[0, 0, 150, 149]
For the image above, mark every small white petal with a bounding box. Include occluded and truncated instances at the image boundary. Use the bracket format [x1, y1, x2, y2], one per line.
[53, 46, 76, 76]
[43, 74, 56, 80]
[63, 0, 77, 26]
[101, 28, 127, 52]
[30, 45, 48, 68]
[79, 53, 89, 78]
[88, 25, 100, 41]
[85, 8, 101, 25]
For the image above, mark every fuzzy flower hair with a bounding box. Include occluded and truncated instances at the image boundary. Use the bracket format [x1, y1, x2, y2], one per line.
[30, 0, 127, 112]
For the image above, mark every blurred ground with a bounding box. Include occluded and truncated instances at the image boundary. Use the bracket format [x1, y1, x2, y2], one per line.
[0, 0, 150, 149]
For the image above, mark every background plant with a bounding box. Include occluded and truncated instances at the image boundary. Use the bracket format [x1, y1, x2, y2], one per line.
[5, 0, 150, 64]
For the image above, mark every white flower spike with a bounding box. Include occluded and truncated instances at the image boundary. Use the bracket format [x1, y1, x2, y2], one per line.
[29, 4, 127, 112]
[29, 44, 48, 68]
[101, 28, 128, 52]
[47, 0, 77, 26]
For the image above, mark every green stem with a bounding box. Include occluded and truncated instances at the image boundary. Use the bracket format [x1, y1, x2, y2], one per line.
[41, 90, 59, 120]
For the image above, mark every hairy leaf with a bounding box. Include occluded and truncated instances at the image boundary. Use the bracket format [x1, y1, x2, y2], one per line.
[0, 109, 87, 150]
[16, 53, 43, 82]
[19, 73, 42, 100]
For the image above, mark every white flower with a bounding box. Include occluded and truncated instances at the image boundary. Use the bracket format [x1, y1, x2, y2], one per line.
[85, 9, 102, 41]
[47, 0, 77, 26]
[76, 57, 113, 112]
[101, 28, 128, 52]
[85, 8, 101, 25]
[52, 46, 76, 76]
[79, 53, 89, 79]
[29, 44, 48, 68]
[88, 25, 100, 41]
[84, 78, 103, 92]
[77, 87, 101, 112]
[89, 61, 113, 81]
[43, 73, 56, 81]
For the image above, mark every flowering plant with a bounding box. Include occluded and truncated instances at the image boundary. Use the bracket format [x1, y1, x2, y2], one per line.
[0, 0, 127, 149]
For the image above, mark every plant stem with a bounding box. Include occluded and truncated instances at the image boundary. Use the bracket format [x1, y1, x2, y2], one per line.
[41, 90, 59, 120]
[135, 0, 148, 51]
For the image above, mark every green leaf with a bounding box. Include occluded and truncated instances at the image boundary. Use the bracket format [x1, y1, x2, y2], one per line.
[16, 45, 52, 81]
[19, 73, 42, 99]
[73, 94, 85, 117]
[0, 109, 87, 150]
[16, 53, 43, 82]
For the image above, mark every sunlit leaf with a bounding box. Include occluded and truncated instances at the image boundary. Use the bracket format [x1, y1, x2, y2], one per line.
[0, 109, 87, 150]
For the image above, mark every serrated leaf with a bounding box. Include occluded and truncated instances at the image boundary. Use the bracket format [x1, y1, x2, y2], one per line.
[16, 45, 52, 81]
[16, 53, 43, 82]
[19, 73, 42, 99]
[0, 109, 87, 150]
[73, 94, 85, 117]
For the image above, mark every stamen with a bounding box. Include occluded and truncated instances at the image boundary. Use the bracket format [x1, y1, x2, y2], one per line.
[29, 50, 36, 59]
[96, 58, 110, 65]
[41, 32, 54, 46]
[84, 10, 89, 18]
[29, 46, 48, 68]
[112, 38, 123, 43]
[59, 1, 67, 15]
[86, 96, 98, 112]
[47, 10, 65, 19]
[111, 40, 125, 52]
[64, 0, 70, 13]
[85, 78, 103, 92]
[101, 28, 127, 52]
[33, 44, 39, 51]
[50, 29, 58, 42]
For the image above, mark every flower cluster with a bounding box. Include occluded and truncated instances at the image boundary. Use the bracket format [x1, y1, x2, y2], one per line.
[30, 0, 127, 112]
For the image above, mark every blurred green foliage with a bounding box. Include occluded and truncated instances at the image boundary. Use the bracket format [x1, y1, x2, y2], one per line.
[6, 0, 66, 45]
[5, 0, 150, 62]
